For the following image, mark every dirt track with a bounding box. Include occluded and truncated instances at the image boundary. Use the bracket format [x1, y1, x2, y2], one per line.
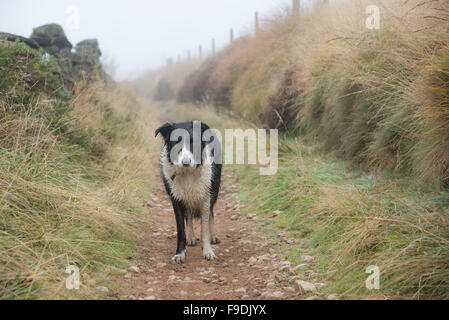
[111, 165, 323, 300]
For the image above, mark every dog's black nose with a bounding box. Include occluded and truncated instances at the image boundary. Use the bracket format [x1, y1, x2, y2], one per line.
[182, 158, 191, 166]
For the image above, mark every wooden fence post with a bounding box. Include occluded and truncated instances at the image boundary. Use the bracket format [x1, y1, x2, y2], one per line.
[292, 0, 300, 16]
[255, 11, 259, 35]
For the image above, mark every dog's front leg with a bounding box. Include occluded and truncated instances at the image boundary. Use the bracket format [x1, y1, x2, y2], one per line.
[201, 202, 216, 261]
[172, 199, 187, 264]
[209, 209, 220, 244]
[186, 213, 199, 246]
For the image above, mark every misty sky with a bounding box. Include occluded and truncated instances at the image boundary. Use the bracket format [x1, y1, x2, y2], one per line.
[0, 0, 306, 80]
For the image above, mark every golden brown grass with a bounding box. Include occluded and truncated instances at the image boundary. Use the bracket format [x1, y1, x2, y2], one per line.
[171, 0, 449, 187]
[0, 81, 160, 299]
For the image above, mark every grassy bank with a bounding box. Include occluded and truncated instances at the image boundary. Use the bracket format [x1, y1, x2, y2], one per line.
[169, 0, 449, 188]
[0, 41, 159, 299]
[161, 101, 449, 299]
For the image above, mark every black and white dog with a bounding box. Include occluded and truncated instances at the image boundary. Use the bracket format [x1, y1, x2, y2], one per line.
[155, 121, 222, 264]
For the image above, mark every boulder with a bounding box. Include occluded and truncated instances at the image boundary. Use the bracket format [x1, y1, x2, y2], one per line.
[73, 39, 105, 79]
[75, 39, 102, 59]
[30, 24, 72, 56]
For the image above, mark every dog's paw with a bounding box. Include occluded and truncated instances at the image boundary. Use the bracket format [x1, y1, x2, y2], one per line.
[203, 247, 216, 261]
[171, 251, 186, 264]
[211, 236, 221, 245]
[187, 237, 200, 246]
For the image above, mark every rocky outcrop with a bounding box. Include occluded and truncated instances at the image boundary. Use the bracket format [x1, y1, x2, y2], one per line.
[1, 23, 107, 89]
[29, 24, 72, 56]
[73, 39, 105, 79]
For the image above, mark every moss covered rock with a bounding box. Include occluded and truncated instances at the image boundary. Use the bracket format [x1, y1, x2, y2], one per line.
[29, 23, 72, 56]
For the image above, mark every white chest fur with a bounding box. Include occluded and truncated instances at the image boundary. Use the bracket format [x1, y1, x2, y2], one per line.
[160, 146, 212, 210]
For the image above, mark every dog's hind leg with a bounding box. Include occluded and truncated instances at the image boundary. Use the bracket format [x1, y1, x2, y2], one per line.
[201, 202, 216, 261]
[209, 210, 220, 245]
[171, 199, 187, 264]
[186, 212, 199, 246]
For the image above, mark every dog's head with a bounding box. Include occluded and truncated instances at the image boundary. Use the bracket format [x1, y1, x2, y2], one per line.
[155, 121, 214, 168]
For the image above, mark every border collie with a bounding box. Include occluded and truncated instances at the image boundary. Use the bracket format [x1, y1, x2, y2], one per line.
[155, 121, 222, 264]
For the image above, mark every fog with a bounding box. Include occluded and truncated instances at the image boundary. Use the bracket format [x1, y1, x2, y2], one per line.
[0, 0, 299, 80]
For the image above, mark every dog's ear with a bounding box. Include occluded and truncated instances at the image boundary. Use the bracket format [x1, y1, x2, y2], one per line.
[155, 123, 173, 139]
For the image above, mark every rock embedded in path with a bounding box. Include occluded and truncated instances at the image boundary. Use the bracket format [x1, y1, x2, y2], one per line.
[156, 262, 167, 269]
[327, 294, 339, 300]
[201, 278, 211, 284]
[128, 266, 140, 274]
[248, 256, 258, 266]
[294, 280, 316, 293]
[235, 288, 247, 294]
[168, 275, 178, 281]
[144, 296, 156, 300]
[230, 215, 239, 221]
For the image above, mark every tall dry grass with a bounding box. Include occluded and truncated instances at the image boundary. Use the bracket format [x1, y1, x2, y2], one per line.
[0, 79, 159, 299]
[174, 0, 449, 188]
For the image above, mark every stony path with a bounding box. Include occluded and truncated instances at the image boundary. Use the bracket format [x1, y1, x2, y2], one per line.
[109, 166, 332, 301]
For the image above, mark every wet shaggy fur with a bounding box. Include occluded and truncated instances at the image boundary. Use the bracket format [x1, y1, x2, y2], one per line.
[155, 121, 222, 263]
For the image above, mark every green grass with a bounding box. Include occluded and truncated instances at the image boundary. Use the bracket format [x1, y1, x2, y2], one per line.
[238, 137, 449, 299]
[162, 101, 449, 299]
